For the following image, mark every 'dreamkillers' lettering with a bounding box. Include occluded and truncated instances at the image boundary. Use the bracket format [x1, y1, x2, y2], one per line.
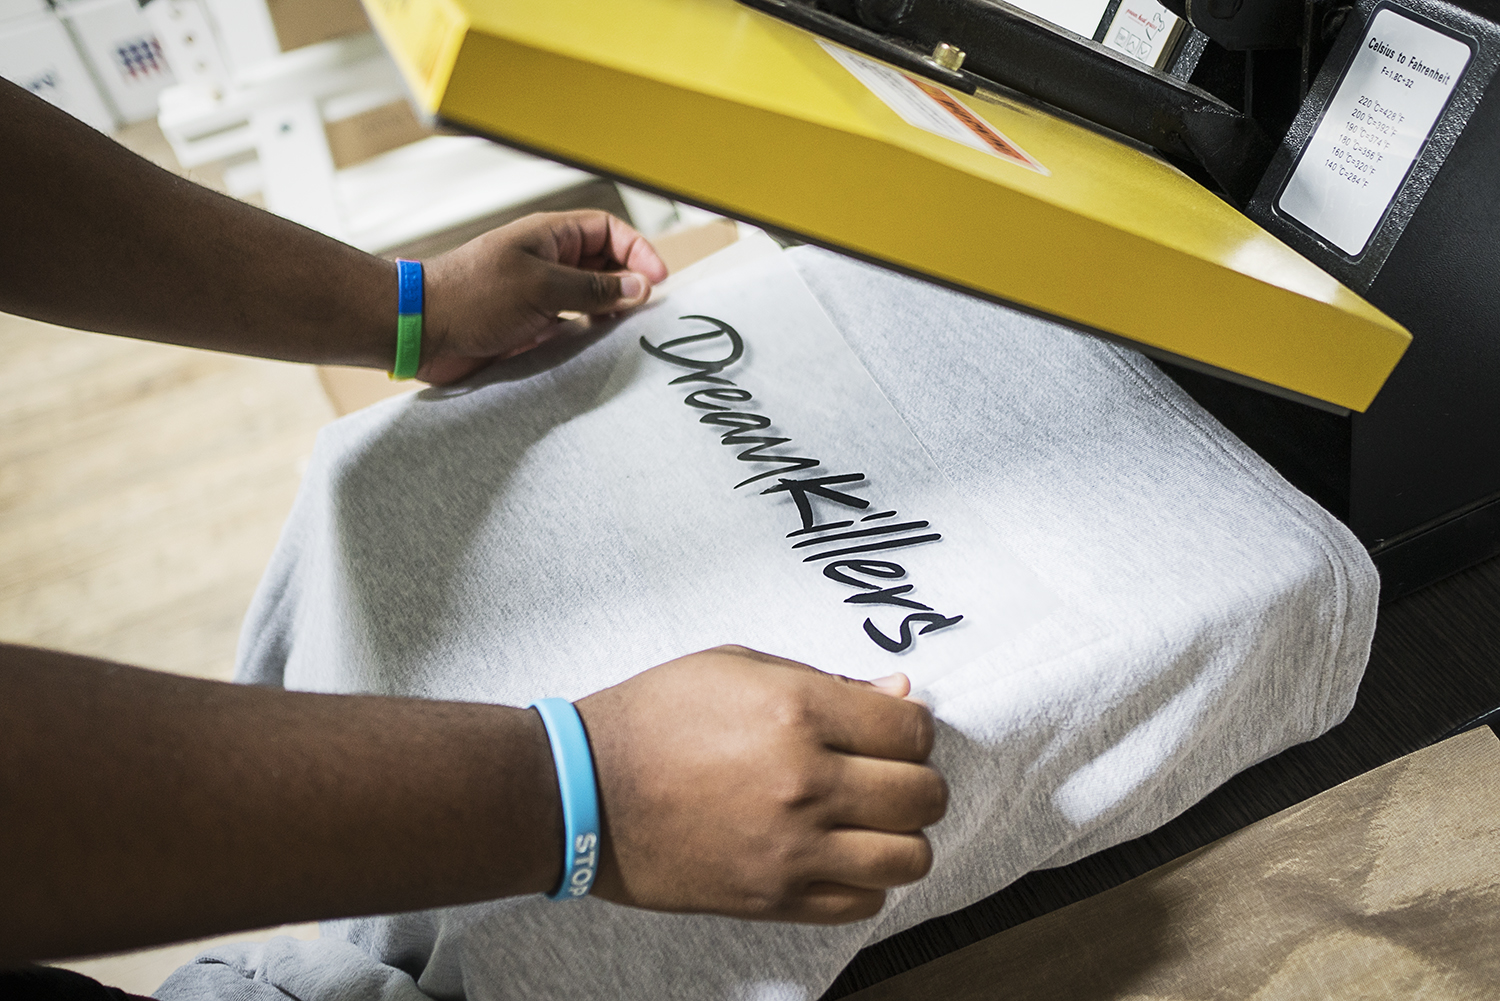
[640, 315, 963, 654]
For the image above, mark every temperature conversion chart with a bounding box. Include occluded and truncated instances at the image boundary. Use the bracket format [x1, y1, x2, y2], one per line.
[1278, 6, 1473, 257]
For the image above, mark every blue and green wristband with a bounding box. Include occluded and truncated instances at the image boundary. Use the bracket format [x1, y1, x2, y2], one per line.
[391, 258, 423, 381]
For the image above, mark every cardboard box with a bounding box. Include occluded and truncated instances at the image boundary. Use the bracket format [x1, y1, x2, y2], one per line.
[59, 0, 173, 123]
[326, 100, 435, 170]
[267, 0, 368, 52]
[0, 12, 115, 132]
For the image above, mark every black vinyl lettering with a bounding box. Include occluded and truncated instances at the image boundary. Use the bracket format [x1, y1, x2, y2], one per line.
[823, 560, 907, 588]
[788, 521, 854, 538]
[863, 613, 964, 653]
[730, 443, 821, 488]
[802, 533, 943, 562]
[761, 473, 869, 530]
[685, 388, 753, 411]
[844, 585, 932, 611]
[639, 315, 744, 386]
[642, 313, 969, 657]
[792, 520, 931, 549]
[701, 412, 772, 434]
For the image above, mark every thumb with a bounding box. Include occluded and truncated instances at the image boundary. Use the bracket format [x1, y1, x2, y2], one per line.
[831, 671, 911, 699]
[536, 261, 652, 315]
[868, 673, 912, 698]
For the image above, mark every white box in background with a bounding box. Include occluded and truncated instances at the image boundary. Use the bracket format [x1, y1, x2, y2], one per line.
[0, 13, 115, 132]
[0, 0, 49, 23]
[59, 0, 174, 122]
[144, 0, 231, 93]
[1007, 0, 1112, 41]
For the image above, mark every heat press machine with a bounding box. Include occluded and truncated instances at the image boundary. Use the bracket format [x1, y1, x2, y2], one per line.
[360, 0, 1500, 601]
[359, 0, 1500, 989]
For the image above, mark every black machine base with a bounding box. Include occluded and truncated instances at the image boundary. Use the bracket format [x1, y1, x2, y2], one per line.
[1177, 0, 1500, 601]
[1162, 362, 1500, 603]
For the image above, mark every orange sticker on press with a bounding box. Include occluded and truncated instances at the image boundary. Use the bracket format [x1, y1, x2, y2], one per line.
[819, 40, 1049, 175]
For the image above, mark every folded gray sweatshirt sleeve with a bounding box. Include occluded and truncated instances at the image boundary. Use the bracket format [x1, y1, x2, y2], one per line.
[157, 246, 1377, 1001]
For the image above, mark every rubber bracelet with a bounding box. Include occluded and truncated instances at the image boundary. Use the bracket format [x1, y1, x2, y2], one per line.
[529, 698, 602, 901]
[391, 258, 423, 381]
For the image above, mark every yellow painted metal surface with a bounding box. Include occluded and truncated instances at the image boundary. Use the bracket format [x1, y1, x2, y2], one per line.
[362, 0, 1412, 411]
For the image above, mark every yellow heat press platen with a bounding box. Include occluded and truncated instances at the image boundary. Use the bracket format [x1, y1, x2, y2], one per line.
[363, 0, 1411, 411]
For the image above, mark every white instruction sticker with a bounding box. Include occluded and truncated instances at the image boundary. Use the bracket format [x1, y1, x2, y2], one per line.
[820, 41, 1049, 175]
[1102, 0, 1184, 69]
[1278, 7, 1472, 256]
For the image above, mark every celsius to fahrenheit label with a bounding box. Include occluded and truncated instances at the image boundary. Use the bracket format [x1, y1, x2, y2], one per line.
[1278, 7, 1472, 256]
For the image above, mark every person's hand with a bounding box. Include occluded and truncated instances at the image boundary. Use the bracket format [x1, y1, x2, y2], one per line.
[574, 645, 948, 924]
[418, 210, 668, 384]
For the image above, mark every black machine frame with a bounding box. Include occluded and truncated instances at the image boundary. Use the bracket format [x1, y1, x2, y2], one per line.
[744, 0, 1500, 602]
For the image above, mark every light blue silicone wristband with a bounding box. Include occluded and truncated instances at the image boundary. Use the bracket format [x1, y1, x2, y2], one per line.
[529, 697, 602, 900]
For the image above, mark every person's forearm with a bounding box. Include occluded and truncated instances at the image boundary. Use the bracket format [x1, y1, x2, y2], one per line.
[0, 80, 396, 369]
[0, 644, 562, 965]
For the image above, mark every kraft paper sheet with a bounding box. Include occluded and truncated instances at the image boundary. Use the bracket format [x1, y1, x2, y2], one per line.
[851, 728, 1500, 1000]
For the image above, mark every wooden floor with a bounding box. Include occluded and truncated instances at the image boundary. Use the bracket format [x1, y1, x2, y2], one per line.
[2, 123, 331, 992]
[0, 318, 333, 680]
[0, 120, 315, 681]
[0, 305, 332, 995]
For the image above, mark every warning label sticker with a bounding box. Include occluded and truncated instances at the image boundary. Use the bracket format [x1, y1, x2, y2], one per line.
[820, 41, 1048, 175]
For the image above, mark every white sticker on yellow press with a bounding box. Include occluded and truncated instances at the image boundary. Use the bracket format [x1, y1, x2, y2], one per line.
[819, 41, 1050, 175]
[1278, 7, 1472, 256]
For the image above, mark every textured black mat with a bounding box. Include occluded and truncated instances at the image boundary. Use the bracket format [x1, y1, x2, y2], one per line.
[826, 553, 1500, 998]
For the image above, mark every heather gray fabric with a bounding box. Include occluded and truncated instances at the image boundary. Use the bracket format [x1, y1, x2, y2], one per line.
[156, 245, 1378, 1001]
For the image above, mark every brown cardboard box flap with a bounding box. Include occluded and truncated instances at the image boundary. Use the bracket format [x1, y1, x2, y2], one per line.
[267, 0, 370, 52]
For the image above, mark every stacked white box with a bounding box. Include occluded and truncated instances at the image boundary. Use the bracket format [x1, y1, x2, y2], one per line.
[0, 13, 115, 132]
[1102, 0, 1186, 69]
[59, 0, 174, 122]
[0, 0, 49, 22]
